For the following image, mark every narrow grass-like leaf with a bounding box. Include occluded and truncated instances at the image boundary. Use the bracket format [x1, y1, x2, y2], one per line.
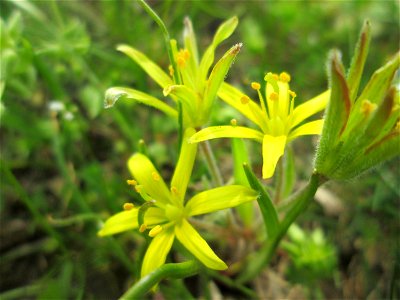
[243, 163, 279, 238]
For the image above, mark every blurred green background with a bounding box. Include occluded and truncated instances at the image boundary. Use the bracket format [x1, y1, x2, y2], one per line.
[1, 0, 399, 299]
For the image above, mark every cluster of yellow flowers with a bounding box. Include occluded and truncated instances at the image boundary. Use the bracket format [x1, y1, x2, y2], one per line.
[100, 16, 399, 280]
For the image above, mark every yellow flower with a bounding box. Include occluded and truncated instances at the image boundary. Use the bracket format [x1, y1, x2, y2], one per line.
[98, 129, 258, 277]
[189, 73, 330, 178]
[105, 17, 241, 128]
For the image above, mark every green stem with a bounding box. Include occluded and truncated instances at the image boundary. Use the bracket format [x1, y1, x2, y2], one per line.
[137, 0, 180, 85]
[199, 140, 224, 187]
[119, 261, 200, 299]
[237, 172, 323, 283]
[273, 158, 284, 204]
[137, 0, 183, 150]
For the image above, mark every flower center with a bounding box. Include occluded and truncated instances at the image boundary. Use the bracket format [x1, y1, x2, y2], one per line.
[165, 204, 184, 223]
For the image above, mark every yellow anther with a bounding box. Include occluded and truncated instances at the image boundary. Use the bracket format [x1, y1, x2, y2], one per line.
[123, 203, 135, 211]
[270, 92, 279, 101]
[152, 172, 160, 181]
[360, 99, 377, 116]
[149, 225, 163, 237]
[177, 57, 186, 67]
[168, 65, 174, 76]
[139, 223, 147, 233]
[170, 186, 178, 195]
[230, 119, 237, 126]
[127, 179, 137, 186]
[240, 95, 250, 104]
[288, 90, 297, 98]
[251, 82, 261, 90]
[272, 73, 279, 81]
[135, 185, 142, 193]
[183, 49, 190, 60]
[279, 72, 291, 83]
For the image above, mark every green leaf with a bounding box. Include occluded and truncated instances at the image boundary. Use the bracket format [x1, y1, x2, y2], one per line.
[243, 163, 279, 239]
[347, 20, 371, 102]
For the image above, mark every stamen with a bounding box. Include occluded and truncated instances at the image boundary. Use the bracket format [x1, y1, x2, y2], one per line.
[152, 172, 160, 181]
[135, 185, 154, 202]
[127, 179, 137, 186]
[240, 95, 250, 104]
[270, 92, 279, 101]
[251, 82, 261, 90]
[123, 203, 135, 211]
[230, 119, 237, 126]
[279, 72, 291, 83]
[264, 72, 279, 93]
[177, 57, 186, 67]
[360, 99, 377, 116]
[183, 49, 190, 60]
[168, 65, 174, 77]
[139, 223, 147, 233]
[149, 225, 163, 237]
[288, 90, 297, 98]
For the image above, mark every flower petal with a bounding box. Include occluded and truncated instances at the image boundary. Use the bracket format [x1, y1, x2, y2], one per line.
[291, 90, 330, 128]
[189, 126, 264, 143]
[128, 153, 171, 206]
[117, 44, 173, 88]
[141, 226, 175, 277]
[171, 128, 197, 204]
[97, 209, 139, 237]
[105, 87, 177, 117]
[218, 83, 268, 131]
[262, 135, 287, 179]
[288, 120, 324, 142]
[185, 185, 258, 216]
[175, 219, 227, 270]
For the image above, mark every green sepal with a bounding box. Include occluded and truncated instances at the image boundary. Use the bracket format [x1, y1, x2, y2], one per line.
[362, 86, 395, 145]
[201, 43, 242, 124]
[355, 52, 400, 106]
[243, 163, 279, 239]
[315, 50, 351, 174]
[183, 17, 199, 70]
[198, 16, 238, 84]
[347, 20, 371, 102]
[336, 131, 400, 179]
